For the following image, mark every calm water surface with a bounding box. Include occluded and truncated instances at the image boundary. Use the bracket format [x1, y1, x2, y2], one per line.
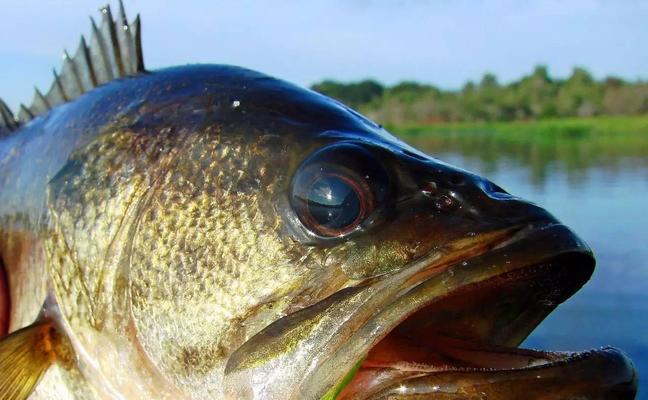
[407, 134, 647, 398]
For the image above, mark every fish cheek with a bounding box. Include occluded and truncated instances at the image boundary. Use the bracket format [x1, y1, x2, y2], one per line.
[337, 239, 415, 279]
[127, 133, 304, 396]
[336, 214, 441, 280]
[42, 129, 188, 397]
[337, 205, 481, 280]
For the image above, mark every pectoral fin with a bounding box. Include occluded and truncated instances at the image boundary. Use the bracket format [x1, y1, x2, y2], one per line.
[0, 321, 64, 400]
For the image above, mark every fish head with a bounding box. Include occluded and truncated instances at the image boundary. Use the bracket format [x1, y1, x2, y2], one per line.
[45, 66, 636, 399]
[219, 129, 637, 399]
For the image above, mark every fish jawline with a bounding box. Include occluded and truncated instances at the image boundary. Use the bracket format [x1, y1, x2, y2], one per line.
[336, 225, 636, 399]
[340, 343, 635, 399]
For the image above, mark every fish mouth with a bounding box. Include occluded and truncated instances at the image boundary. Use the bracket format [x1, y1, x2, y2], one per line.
[332, 223, 638, 399]
[224, 223, 637, 399]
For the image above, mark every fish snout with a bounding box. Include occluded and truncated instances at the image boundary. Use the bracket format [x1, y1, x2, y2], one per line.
[476, 177, 556, 222]
[402, 159, 596, 296]
[413, 163, 558, 228]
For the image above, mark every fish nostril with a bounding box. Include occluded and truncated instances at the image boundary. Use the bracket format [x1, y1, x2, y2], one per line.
[419, 181, 438, 197]
[435, 194, 458, 211]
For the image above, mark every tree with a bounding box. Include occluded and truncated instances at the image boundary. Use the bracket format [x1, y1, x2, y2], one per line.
[311, 79, 384, 108]
[556, 67, 602, 117]
[310, 66, 646, 125]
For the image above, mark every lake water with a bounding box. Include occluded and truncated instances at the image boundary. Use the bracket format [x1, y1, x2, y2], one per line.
[405, 133, 647, 398]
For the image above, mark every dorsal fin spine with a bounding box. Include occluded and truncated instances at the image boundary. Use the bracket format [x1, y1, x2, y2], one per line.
[0, 99, 17, 135]
[44, 69, 68, 108]
[4, 2, 146, 129]
[59, 53, 81, 99]
[52, 69, 69, 102]
[27, 88, 51, 117]
[103, 6, 126, 76]
[117, 2, 136, 75]
[90, 16, 114, 84]
[18, 105, 33, 123]
[75, 37, 98, 89]
[133, 16, 144, 72]
[35, 88, 50, 108]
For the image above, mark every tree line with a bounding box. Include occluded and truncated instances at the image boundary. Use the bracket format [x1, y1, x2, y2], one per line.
[311, 66, 648, 125]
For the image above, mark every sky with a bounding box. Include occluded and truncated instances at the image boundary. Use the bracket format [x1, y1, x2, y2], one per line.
[1, 0, 647, 112]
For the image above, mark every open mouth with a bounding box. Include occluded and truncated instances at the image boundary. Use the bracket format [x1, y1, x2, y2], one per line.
[336, 226, 638, 399]
[224, 223, 637, 400]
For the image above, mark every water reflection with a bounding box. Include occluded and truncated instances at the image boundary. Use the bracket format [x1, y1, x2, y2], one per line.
[399, 131, 648, 399]
[406, 132, 648, 189]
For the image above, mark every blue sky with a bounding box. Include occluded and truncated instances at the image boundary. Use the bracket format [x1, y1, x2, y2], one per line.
[1, 0, 647, 112]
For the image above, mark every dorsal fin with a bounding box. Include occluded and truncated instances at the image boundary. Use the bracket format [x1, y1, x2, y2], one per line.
[0, 99, 18, 137]
[3, 1, 145, 129]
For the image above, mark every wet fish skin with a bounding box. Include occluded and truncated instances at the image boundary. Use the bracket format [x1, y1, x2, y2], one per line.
[0, 65, 354, 397]
[0, 65, 514, 398]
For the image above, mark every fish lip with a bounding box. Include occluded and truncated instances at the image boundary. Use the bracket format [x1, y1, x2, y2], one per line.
[388, 222, 596, 345]
[360, 347, 638, 399]
[305, 222, 603, 398]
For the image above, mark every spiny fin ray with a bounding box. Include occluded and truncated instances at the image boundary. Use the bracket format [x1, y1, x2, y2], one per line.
[0, 99, 17, 136]
[0, 320, 65, 400]
[8, 1, 146, 126]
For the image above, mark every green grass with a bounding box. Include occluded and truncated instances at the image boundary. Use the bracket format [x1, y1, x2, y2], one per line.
[320, 358, 364, 400]
[386, 116, 648, 179]
[388, 115, 648, 140]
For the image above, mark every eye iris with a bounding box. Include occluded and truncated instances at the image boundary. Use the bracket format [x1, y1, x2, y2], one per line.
[306, 175, 362, 231]
[291, 143, 389, 238]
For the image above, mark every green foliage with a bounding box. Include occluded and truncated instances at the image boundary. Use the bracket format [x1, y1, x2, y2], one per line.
[391, 115, 648, 138]
[311, 79, 384, 108]
[310, 66, 648, 125]
[320, 358, 364, 400]
[390, 115, 648, 186]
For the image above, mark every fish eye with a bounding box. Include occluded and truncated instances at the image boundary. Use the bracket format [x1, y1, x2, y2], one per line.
[295, 172, 371, 236]
[291, 143, 388, 238]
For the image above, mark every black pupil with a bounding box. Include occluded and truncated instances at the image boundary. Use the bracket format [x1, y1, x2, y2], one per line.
[306, 175, 361, 230]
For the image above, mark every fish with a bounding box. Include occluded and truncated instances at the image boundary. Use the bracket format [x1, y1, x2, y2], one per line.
[0, 2, 638, 400]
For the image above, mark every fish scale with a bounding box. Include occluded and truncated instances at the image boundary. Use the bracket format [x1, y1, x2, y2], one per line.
[126, 130, 309, 397]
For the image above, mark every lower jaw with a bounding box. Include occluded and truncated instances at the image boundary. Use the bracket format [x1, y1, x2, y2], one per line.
[336, 250, 637, 399]
[318, 223, 635, 399]
[338, 336, 637, 400]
